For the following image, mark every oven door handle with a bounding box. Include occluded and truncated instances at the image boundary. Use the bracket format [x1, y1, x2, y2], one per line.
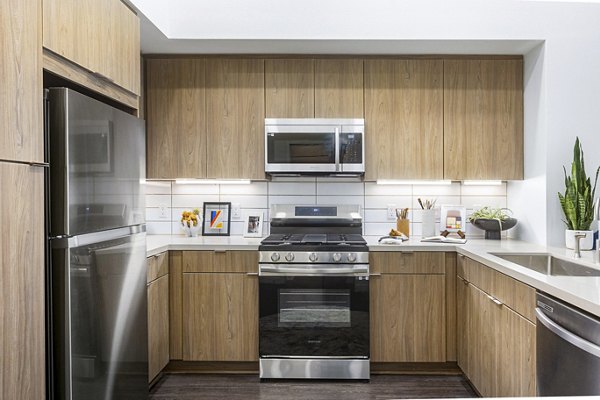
[259, 265, 368, 276]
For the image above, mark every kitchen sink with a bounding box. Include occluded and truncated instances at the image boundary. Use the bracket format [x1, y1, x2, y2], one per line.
[491, 253, 600, 277]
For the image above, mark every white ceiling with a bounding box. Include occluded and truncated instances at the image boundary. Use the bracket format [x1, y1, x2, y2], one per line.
[130, 0, 597, 55]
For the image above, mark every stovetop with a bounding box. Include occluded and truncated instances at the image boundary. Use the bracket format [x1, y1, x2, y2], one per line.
[261, 233, 367, 246]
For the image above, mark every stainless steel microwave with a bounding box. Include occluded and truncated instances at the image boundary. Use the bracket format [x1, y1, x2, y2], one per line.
[265, 118, 365, 175]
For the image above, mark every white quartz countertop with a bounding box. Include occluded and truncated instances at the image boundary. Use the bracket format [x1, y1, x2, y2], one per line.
[146, 234, 600, 317]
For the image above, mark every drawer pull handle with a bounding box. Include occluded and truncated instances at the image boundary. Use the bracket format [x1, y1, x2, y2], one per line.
[246, 272, 259, 276]
[488, 295, 503, 306]
[214, 250, 227, 254]
[369, 273, 382, 277]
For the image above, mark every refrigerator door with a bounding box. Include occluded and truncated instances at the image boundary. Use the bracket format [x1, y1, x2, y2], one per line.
[52, 227, 148, 400]
[47, 88, 146, 237]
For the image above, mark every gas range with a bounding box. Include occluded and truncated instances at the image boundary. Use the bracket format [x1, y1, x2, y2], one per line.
[258, 204, 370, 380]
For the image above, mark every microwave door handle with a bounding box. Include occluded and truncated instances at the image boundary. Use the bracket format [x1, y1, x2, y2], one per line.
[334, 127, 341, 172]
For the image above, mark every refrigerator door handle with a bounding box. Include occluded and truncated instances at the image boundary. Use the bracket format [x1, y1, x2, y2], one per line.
[51, 225, 146, 249]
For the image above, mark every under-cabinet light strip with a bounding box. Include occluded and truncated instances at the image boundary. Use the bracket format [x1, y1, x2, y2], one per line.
[462, 180, 503, 186]
[376, 180, 452, 185]
[175, 179, 251, 185]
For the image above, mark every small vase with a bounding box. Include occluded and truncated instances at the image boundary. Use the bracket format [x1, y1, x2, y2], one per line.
[421, 209, 437, 238]
[396, 219, 410, 237]
[565, 230, 594, 250]
[181, 220, 202, 237]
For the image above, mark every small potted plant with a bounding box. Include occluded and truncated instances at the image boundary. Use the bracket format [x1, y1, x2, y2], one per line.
[558, 137, 599, 250]
[468, 207, 517, 240]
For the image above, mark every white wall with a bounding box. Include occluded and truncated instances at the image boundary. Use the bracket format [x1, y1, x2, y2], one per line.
[132, 0, 600, 246]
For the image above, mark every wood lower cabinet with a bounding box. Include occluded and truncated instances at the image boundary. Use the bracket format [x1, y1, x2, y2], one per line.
[0, 163, 45, 400]
[457, 256, 535, 397]
[148, 274, 169, 382]
[182, 272, 258, 361]
[43, 0, 140, 95]
[1, 0, 43, 163]
[146, 59, 206, 179]
[364, 59, 444, 180]
[370, 252, 446, 362]
[444, 59, 523, 180]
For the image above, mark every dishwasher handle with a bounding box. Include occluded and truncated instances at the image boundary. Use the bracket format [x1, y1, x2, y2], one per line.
[536, 307, 600, 358]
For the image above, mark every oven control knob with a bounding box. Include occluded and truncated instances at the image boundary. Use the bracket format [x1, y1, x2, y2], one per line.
[270, 253, 281, 262]
[347, 253, 357, 262]
[332, 253, 342, 262]
[285, 253, 295, 262]
[309, 252, 319, 262]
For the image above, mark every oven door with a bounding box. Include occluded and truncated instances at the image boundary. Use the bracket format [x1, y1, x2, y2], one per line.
[259, 269, 369, 358]
[265, 125, 338, 173]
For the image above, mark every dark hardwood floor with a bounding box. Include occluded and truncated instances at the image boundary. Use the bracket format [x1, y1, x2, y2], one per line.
[150, 374, 478, 399]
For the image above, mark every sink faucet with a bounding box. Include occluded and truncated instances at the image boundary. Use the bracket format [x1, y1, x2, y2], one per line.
[573, 233, 587, 259]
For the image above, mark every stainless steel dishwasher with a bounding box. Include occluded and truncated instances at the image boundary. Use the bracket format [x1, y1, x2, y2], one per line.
[536, 292, 600, 396]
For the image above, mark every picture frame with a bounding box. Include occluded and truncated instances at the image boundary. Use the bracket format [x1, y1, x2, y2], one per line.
[243, 211, 264, 238]
[202, 202, 231, 236]
[439, 205, 467, 233]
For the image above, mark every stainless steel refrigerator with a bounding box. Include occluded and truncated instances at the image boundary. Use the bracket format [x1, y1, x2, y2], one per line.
[46, 88, 148, 400]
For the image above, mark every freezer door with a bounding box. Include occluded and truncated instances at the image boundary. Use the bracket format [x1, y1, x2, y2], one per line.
[47, 88, 146, 236]
[52, 228, 148, 400]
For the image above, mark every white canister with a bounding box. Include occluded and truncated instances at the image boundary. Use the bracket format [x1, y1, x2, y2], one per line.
[421, 209, 437, 238]
[565, 229, 594, 250]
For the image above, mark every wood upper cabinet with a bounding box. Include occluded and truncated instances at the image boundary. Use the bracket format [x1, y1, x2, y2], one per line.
[314, 59, 364, 118]
[444, 59, 523, 180]
[265, 59, 314, 117]
[1, 0, 43, 163]
[0, 163, 45, 400]
[148, 274, 169, 382]
[370, 252, 446, 362]
[146, 59, 206, 179]
[206, 59, 265, 179]
[182, 273, 258, 361]
[43, 0, 140, 95]
[365, 59, 444, 180]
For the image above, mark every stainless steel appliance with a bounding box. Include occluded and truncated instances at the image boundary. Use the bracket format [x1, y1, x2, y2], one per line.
[265, 118, 365, 175]
[259, 205, 369, 380]
[46, 88, 148, 400]
[536, 292, 600, 396]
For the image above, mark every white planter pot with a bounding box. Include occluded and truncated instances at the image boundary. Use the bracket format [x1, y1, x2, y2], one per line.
[565, 230, 594, 250]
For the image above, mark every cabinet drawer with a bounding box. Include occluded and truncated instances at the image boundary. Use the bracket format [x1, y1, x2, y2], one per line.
[463, 257, 536, 323]
[147, 251, 168, 283]
[370, 252, 445, 274]
[182, 250, 258, 273]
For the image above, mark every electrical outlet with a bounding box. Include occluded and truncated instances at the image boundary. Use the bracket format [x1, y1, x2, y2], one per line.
[158, 204, 169, 219]
[232, 203, 242, 220]
[387, 204, 397, 220]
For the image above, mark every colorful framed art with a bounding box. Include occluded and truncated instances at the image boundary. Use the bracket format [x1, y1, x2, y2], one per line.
[202, 202, 232, 236]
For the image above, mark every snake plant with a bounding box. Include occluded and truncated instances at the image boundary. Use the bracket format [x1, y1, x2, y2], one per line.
[558, 137, 600, 230]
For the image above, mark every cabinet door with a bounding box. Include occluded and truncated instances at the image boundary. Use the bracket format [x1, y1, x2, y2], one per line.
[444, 59, 523, 180]
[148, 275, 169, 382]
[371, 274, 446, 362]
[364, 59, 443, 180]
[265, 59, 314, 118]
[0, 163, 45, 400]
[1, 0, 43, 163]
[43, 0, 140, 95]
[314, 59, 364, 118]
[146, 59, 206, 179]
[183, 273, 258, 361]
[496, 304, 536, 397]
[206, 59, 265, 179]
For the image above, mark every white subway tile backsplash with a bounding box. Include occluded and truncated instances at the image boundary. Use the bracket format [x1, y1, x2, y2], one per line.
[316, 182, 365, 196]
[171, 184, 219, 195]
[171, 194, 219, 208]
[220, 195, 268, 209]
[145, 180, 509, 238]
[145, 194, 171, 208]
[269, 182, 316, 196]
[364, 182, 412, 196]
[365, 195, 412, 209]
